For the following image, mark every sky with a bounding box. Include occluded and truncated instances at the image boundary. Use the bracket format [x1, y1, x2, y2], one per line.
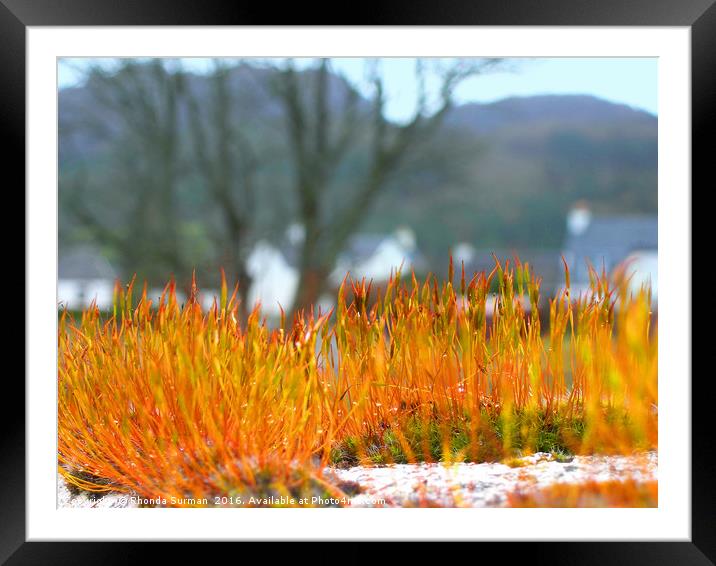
[58, 57, 657, 122]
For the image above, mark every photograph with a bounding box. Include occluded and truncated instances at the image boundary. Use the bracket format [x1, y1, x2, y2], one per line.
[56, 55, 659, 509]
[0, 0, 707, 555]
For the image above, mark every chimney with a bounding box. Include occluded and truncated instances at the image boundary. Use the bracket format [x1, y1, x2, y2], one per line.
[286, 223, 305, 247]
[394, 226, 416, 251]
[567, 201, 592, 236]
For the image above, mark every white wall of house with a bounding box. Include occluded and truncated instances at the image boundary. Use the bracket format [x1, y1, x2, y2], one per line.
[554, 249, 657, 308]
[331, 230, 418, 286]
[625, 250, 658, 301]
[246, 240, 299, 318]
[58, 278, 114, 310]
[349, 238, 411, 281]
[242, 229, 419, 318]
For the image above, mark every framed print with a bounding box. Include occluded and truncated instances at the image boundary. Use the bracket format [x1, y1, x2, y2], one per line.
[6, 0, 711, 562]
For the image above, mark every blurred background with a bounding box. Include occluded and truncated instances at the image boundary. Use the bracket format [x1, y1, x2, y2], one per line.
[58, 57, 657, 322]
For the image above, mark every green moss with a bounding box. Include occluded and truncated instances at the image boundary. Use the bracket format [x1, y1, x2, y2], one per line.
[328, 410, 589, 467]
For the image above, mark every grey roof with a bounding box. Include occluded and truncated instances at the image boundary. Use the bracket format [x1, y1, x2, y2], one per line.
[280, 242, 301, 269]
[342, 235, 388, 263]
[331, 233, 428, 278]
[280, 234, 406, 270]
[563, 215, 657, 283]
[59, 247, 117, 280]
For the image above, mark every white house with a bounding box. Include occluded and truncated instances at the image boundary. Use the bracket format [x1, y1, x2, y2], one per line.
[58, 247, 117, 310]
[246, 240, 299, 318]
[242, 226, 426, 318]
[330, 226, 426, 286]
[561, 203, 658, 305]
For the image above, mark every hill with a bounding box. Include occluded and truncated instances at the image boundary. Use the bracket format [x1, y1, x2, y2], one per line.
[361, 94, 656, 262]
[58, 64, 657, 276]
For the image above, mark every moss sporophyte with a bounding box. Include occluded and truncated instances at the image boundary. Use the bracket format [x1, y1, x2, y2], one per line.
[58, 259, 656, 506]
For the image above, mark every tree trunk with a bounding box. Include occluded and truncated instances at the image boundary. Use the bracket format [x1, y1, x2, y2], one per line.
[220, 250, 252, 324]
[292, 267, 327, 321]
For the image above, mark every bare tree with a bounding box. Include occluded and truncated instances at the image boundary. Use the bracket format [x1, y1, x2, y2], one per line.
[62, 59, 282, 318]
[183, 61, 259, 320]
[272, 58, 503, 316]
[60, 57, 502, 318]
[62, 59, 186, 283]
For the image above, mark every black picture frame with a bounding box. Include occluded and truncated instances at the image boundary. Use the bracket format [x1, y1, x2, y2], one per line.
[6, 0, 709, 563]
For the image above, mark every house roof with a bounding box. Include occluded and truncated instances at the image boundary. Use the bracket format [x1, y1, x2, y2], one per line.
[59, 247, 117, 280]
[342, 234, 391, 264]
[279, 233, 415, 271]
[563, 214, 657, 282]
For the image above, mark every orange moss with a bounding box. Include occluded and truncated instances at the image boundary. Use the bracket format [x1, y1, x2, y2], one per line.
[58, 259, 657, 506]
[506, 478, 658, 508]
